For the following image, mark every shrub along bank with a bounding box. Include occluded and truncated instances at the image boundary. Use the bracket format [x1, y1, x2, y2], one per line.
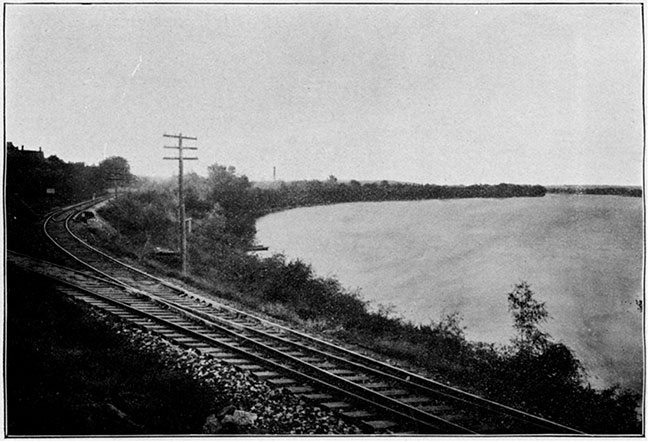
[92, 167, 641, 434]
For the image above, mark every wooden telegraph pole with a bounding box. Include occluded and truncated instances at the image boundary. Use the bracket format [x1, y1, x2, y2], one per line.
[163, 133, 198, 275]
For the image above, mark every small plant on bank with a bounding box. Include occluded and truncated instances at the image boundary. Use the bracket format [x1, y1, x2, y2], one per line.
[507, 281, 550, 354]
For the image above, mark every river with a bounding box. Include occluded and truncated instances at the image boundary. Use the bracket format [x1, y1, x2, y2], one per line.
[255, 194, 643, 393]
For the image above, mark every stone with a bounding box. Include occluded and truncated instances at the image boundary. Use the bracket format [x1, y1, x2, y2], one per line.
[202, 414, 222, 434]
[217, 404, 236, 419]
[221, 410, 258, 427]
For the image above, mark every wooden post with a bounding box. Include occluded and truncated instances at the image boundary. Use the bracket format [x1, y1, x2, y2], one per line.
[163, 133, 198, 276]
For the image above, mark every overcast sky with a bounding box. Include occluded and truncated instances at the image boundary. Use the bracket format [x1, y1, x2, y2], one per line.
[5, 4, 644, 185]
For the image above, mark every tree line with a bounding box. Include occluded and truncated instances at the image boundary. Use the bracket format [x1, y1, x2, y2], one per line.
[251, 179, 547, 213]
[547, 185, 642, 197]
[169, 167, 548, 248]
[6, 142, 133, 215]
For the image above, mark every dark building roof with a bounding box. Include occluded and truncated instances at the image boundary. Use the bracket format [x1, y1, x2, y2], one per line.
[7, 141, 45, 160]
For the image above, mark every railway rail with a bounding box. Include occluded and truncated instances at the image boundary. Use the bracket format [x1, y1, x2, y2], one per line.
[9, 198, 586, 435]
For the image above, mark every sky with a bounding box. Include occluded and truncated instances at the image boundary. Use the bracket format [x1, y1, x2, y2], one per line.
[4, 3, 644, 186]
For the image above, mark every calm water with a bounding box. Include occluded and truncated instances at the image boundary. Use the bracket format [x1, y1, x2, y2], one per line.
[256, 195, 644, 392]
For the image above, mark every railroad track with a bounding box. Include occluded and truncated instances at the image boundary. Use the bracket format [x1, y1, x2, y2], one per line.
[10, 198, 586, 435]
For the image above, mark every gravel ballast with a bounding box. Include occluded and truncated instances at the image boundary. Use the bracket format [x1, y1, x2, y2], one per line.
[7, 264, 362, 435]
[108, 317, 363, 434]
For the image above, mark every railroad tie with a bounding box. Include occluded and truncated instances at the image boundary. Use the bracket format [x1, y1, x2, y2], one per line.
[266, 378, 298, 386]
[302, 393, 333, 401]
[252, 371, 281, 380]
[321, 401, 353, 410]
[285, 385, 314, 394]
[360, 420, 399, 431]
[341, 410, 375, 419]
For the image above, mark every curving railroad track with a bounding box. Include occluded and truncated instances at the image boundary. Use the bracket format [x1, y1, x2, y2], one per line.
[7, 198, 586, 435]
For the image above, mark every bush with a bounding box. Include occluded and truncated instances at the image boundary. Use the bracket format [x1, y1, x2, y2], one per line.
[507, 281, 550, 354]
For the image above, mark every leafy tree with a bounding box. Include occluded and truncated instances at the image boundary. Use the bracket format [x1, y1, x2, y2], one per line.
[193, 204, 229, 245]
[206, 164, 256, 241]
[98, 156, 133, 190]
[207, 165, 249, 197]
[507, 281, 550, 354]
[183, 172, 212, 218]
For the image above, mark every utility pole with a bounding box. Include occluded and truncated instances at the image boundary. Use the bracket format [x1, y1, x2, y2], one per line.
[163, 133, 198, 276]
